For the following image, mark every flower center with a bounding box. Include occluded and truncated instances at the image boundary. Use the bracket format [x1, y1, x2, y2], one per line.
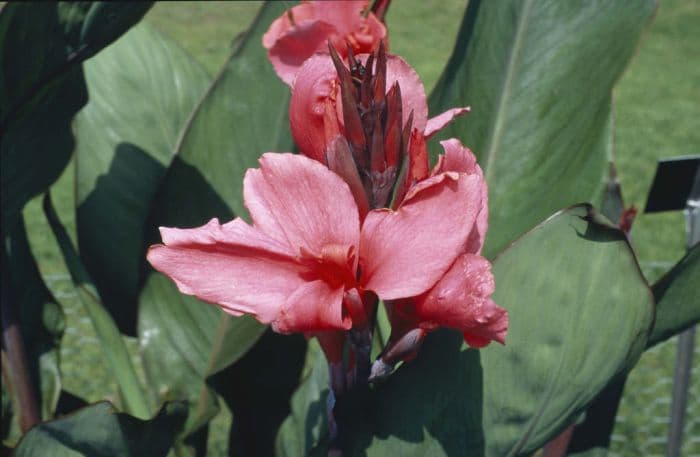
[298, 244, 358, 290]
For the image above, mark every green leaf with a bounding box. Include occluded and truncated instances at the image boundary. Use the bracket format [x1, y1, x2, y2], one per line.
[2, 217, 65, 421]
[567, 243, 698, 457]
[13, 401, 186, 457]
[428, 0, 657, 258]
[166, 0, 296, 220]
[138, 274, 265, 433]
[43, 194, 150, 419]
[647, 244, 700, 347]
[275, 340, 330, 457]
[137, 2, 295, 448]
[0, 2, 151, 239]
[74, 23, 210, 332]
[277, 205, 654, 456]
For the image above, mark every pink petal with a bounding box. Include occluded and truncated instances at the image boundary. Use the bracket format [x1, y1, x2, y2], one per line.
[147, 218, 306, 324]
[244, 153, 360, 258]
[433, 139, 488, 254]
[267, 20, 338, 87]
[433, 138, 478, 175]
[310, 1, 371, 35]
[159, 217, 293, 257]
[348, 11, 387, 52]
[273, 280, 349, 333]
[415, 253, 508, 346]
[385, 55, 429, 132]
[289, 54, 339, 162]
[360, 172, 484, 299]
[262, 3, 316, 49]
[306, 1, 385, 55]
[263, 1, 385, 87]
[424, 107, 470, 139]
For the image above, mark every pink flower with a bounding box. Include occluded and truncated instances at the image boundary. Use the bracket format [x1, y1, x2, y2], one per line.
[371, 139, 508, 378]
[147, 146, 486, 361]
[263, 0, 387, 86]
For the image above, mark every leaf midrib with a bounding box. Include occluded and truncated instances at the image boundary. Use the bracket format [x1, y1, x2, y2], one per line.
[483, 0, 534, 184]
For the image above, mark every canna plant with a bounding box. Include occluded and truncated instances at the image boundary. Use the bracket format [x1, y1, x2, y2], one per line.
[1, 1, 697, 456]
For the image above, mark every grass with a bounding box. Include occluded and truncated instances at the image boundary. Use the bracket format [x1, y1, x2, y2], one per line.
[15, 0, 698, 455]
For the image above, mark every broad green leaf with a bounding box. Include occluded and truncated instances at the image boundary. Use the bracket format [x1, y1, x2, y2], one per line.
[0, 2, 151, 239]
[13, 401, 186, 457]
[137, 2, 294, 449]
[138, 274, 264, 432]
[74, 24, 210, 332]
[43, 194, 150, 419]
[168, 0, 296, 219]
[277, 205, 654, 456]
[428, 0, 657, 258]
[2, 217, 65, 421]
[647, 244, 700, 347]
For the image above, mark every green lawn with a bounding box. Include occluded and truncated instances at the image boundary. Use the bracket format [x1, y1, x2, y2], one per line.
[19, 0, 699, 455]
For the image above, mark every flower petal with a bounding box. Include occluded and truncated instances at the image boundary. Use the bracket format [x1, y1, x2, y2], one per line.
[263, 1, 385, 87]
[273, 280, 349, 333]
[147, 218, 306, 324]
[262, 2, 316, 49]
[289, 54, 339, 161]
[435, 139, 489, 254]
[360, 172, 484, 299]
[424, 107, 470, 138]
[244, 152, 360, 258]
[415, 253, 508, 347]
[267, 20, 338, 87]
[385, 55, 429, 132]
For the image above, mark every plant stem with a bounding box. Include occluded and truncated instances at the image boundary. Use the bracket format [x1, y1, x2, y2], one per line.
[1, 264, 40, 431]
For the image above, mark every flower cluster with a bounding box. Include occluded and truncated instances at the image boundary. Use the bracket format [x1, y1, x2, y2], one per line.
[147, 0, 507, 387]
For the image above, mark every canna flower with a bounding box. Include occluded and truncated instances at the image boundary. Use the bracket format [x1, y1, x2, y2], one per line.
[147, 146, 487, 363]
[263, 0, 387, 86]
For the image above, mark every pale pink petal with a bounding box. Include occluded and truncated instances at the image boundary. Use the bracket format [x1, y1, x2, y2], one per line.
[273, 280, 349, 333]
[434, 139, 489, 254]
[244, 153, 360, 258]
[147, 218, 306, 324]
[414, 253, 507, 347]
[267, 21, 338, 87]
[159, 218, 294, 257]
[360, 172, 484, 299]
[424, 107, 470, 138]
[289, 54, 338, 161]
